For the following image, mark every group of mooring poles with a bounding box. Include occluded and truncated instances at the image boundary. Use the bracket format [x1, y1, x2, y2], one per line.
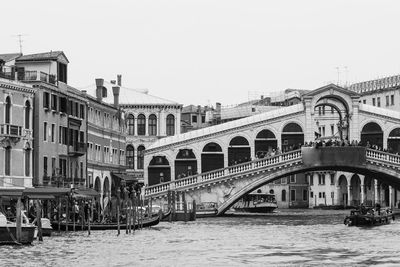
[166, 190, 196, 222]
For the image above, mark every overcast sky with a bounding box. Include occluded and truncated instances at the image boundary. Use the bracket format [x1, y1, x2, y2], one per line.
[2, 0, 400, 106]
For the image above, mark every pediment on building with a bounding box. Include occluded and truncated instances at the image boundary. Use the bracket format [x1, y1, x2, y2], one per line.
[303, 84, 360, 99]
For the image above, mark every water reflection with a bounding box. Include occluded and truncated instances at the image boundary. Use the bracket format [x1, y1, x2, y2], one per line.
[1, 209, 400, 266]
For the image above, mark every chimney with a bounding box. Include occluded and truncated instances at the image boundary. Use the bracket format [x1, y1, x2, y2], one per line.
[95, 78, 104, 101]
[216, 102, 221, 113]
[112, 86, 120, 108]
[110, 80, 116, 85]
[117, 75, 122, 86]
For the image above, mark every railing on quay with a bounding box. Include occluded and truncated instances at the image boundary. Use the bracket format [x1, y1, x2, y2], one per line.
[145, 149, 303, 197]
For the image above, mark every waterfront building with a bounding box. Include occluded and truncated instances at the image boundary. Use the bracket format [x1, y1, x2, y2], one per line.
[88, 77, 182, 185]
[0, 51, 88, 188]
[181, 105, 214, 133]
[85, 77, 126, 203]
[0, 78, 35, 188]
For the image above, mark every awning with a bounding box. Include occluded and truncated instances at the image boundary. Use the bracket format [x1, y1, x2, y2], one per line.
[23, 187, 71, 199]
[73, 188, 100, 199]
[0, 188, 24, 197]
[112, 173, 138, 182]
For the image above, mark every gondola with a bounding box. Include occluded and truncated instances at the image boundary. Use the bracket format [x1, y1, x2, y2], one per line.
[51, 214, 160, 231]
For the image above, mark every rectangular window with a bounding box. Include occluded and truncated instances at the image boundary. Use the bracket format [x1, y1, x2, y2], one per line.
[362, 99, 366, 104]
[51, 94, 58, 111]
[309, 175, 314, 185]
[330, 174, 335, 185]
[201, 115, 205, 123]
[303, 190, 308, 201]
[391, 95, 394, 105]
[80, 162, 83, 179]
[52, 157, 56, 176]
[331, 124, 334, 136]
[372, 98, 376, 106]
[192, 115, 197, 123]
[319, 192, 322, 198]
[331, 107, 334, 114]
[281, 177, 287, 184]
[318, 107, 321, 115]
[322, 192, 326, 198]
[322, 106, 325, 115]
[43, 92, 50, 109]
[386, 95, 390, 106]
[51, 124, 55, 142]
[44, 156, 48, 177]
[377, 97, 380, 107]
[43, 122, 47, 141]
[5, 148, 11, 176]
[322, 126, 325, 137]
[290, 174, 296, 183]
[310, 191, 314, 198]
[80, 104, 85, 119]
[59, 126, 62, 144]
[290, 189, 296, 201]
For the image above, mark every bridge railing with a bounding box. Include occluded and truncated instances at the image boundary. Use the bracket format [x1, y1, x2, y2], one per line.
[145, 149, 302, 196]
[366, 148, 400, 165]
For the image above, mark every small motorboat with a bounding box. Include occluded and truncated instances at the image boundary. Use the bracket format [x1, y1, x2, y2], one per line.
[0, 211, 36, 245]
[344, 207, 395, 226]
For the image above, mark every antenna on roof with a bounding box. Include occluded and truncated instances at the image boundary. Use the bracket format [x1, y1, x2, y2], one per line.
[11, 34, 28, 54]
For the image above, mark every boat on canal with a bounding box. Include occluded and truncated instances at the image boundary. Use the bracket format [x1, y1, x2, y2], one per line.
[51, 214, 161, 231]
[233, 192, 278, 213]
[0, 211, 36, 245]
[195, 202, 218, 218]
[344, 206, 395, 226]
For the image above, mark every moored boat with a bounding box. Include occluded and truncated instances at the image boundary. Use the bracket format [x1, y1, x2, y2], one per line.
[51, 214, 160, 231]
[233, 192, 277, 213]
[344, 207, 395, 226]
[0, 212, 36, 245]
[195, 202, 218, 218]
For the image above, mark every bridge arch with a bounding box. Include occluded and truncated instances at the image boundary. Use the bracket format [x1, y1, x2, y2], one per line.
[201, 142, 224, 173]
[388, 127, 400, 153]
[228, 136, 251, 166]
[148, 155, 171, 186]
[175, 148, 198, 179]
[280, 122, 304, 152]
[254, 129, 278, 158]
[360, 121, 383, 148]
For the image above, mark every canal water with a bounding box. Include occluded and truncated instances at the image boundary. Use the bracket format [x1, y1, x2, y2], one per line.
[1, 209, 400, 266]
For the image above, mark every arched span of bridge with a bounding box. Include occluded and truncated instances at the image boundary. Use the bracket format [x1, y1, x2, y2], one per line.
[217, 151, 400, 215]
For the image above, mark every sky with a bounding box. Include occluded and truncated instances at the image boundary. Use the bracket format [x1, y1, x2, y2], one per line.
[2, 0, 400, 107]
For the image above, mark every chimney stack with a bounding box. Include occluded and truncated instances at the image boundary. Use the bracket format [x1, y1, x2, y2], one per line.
[95, 78, 104, 101]
[112, 86, 120, 108]
[117, 74, 122, 86]
[110, 80, 116, 85]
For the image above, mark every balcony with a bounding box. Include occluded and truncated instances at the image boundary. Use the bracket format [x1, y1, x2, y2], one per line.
[0, 124, 23, 146]
[68, 142, 87, 157]
[17, 70, 57, 85]
[42, 175, 86, 188]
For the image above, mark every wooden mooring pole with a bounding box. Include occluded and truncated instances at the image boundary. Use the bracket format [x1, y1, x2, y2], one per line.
[182, 192, 187, 222]
[16, 197, 22, 243]
[36, 200, 43, 242]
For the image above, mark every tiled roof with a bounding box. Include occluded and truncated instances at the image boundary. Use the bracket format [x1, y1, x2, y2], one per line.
[0, 53, 22, 63]
[16, 51, 69, 63]
[148, 103, 304, 150]
[88, 81, 181, 106]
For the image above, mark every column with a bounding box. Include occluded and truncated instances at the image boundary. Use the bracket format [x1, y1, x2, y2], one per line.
[303, 97, 314, 142]
[145, 116, 149, 136]
[389, 186, 393, 208]
[360, 184, 365, 205]
[374, 180, 379, 205]
[134, 118, 138, 136]
[347, 185, 351, 206]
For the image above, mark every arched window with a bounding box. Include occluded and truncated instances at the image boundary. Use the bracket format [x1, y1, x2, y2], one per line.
[126, 145, 134, 169]
[137, 114, 146, 136]
[148, 114, 157, 136]
[5, 96, 11, 124]
[166, 114, 175, 136]
[25, 101, 31, 129]
[25, 146, 31, 176]
[5, 146, 11, 176]
[127, 114, 135, 135]
[281, 189, 286, 202]
[137, 145, 145, 169]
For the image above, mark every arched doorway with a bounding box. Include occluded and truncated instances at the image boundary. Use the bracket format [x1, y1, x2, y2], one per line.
[94, 177, 101, 192]
[281, 123, 304, 152]
[175, 149, 197, 179]
[350, 174, 361, 206]
[338, 175, 348, 206]
[201, 142, 224, 172]
[228, 136, 250, 166]
[255, 129, 277, 158]
[361, 122, 383, 148]
[148, 156, 171, 186]
[388, 128, 400, 154]
[103, 177, 110, 199]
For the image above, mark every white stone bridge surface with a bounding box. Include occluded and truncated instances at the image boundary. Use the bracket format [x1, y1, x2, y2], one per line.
[145, 147, 400, 215]
[143, 84, 400, 213]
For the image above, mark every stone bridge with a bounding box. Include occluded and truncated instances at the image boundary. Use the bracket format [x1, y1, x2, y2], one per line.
[145, 147, 400, 215]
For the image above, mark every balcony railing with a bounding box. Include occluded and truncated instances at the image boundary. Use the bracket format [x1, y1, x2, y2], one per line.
[69, 142, 87, 157]
[17, 70, 57, 85]
[0, 124, 23, 137]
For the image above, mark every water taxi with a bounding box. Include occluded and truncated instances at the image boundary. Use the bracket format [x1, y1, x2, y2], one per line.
[344, 207, 395, 226]
[233, 192, 277, 213]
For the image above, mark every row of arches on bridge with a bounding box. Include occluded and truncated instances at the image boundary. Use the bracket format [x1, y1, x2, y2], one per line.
[147, 122, 400, 186]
